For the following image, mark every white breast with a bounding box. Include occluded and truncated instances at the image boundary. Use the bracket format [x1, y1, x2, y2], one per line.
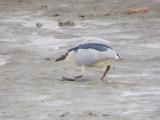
[75, 48, 117, 66]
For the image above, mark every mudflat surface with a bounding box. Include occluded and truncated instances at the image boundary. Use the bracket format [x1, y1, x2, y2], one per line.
[0, 0, 160, 120]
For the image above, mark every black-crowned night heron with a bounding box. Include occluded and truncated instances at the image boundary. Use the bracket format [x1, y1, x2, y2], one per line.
[55, 39, 121, 81]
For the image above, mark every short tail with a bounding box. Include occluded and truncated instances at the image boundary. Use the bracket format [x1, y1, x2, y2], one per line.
[115, 53, 121, 60]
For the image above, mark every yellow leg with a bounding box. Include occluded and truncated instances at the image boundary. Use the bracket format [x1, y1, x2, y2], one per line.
[74, 66, 85, 79]
[100, 65, 110, 81]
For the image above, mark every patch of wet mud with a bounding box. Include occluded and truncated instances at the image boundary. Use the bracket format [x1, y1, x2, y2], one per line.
[0, 0, 160, 120]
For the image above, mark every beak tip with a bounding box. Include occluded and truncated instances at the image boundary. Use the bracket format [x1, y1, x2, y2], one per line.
[55, 54, 67, 62]
[55, 59, 59, 62]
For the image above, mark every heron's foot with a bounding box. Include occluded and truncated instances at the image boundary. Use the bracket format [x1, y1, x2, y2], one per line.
[62, 76, 75, 81]
[100, 77, 105, 81]
[100, 77, 103, 81]
[74, 75, 83, 79]
[100, 76, 108, 82]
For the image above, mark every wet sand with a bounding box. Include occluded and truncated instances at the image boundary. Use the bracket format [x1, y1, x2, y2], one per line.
[0, 0, 160, 120]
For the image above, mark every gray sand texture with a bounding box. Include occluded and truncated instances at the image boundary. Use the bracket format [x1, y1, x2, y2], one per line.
[0, 0, 160, 120]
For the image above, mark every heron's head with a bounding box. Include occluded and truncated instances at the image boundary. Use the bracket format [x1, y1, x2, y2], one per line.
[55, 46, 78, 62]
[66, 51, 76, 60]
[55, 50, 77, 62]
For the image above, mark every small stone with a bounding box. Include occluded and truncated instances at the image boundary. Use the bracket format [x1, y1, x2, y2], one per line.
[44, 57, 51, 61]
[54, 14, 60, 17]
[2, 53, 8, 55]
[79, 15, 85, 18]
[1, 111, 6, 114]
[87, 112, 97, 117]
[58, 20, 75, 27]
[58, 22, 63, 27]
[102, 113, 109, 117]
[60, 112, 69, 117]
[36, 23, 43, 28]
[104, 10, 113, 16]
[43, 5, 48, 8]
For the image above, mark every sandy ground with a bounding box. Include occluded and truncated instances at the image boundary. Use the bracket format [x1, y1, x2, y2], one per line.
[0, 0, 160, 120]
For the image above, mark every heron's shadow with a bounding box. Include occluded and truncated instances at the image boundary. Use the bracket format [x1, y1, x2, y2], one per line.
[61, 76, 91, 82]
[60, 76, 139, 88]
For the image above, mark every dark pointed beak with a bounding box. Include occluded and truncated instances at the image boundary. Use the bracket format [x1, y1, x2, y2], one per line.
[55, 52, 68, 62]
